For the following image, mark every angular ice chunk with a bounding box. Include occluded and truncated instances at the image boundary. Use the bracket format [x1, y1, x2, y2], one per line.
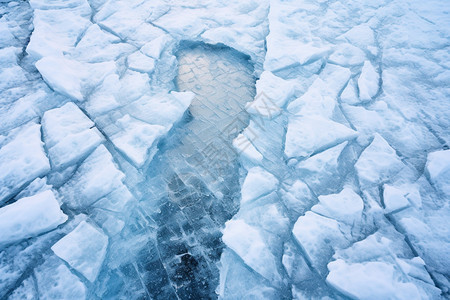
[312, 187, 363, 225]
[425, 149, 450, 197]
[246, 71, 294, 118]
[338, 24, 376, 51]
[355, 134, 404, 187]
[285, 116, 357, 158]
[52, 221, 108, 282]
[0, 123, 50, 204]
[36, 56, 115, 101]
[42, 102, 104, 169]
[34, 256, 86, 299]
[287, 78, 335, 118]
[293, 211, 350, 275]
[127, 51, 155, 73]
[71, 24, 135, 63]
[110, 114, 165, 167]
[26, 9, 90, 60]
[222, 219, 283, 286]
[383, 185, 410, 213]
[141, 35, 173, 59]
[233, 133, 263, 163]
[329, 43, 366, 66]
[296, 142, 347, 195]
[264, 39, 331, 71]
[358, 60, 379, 101]
[0, 190, 67, 246]
[280, 180, 314, 219]
[241, 167, 278, 204]
[59, 145, 125, 209]
[327, 260, 423, 300]
[340, 79, 359, 105]
[124, 91, 194, 128]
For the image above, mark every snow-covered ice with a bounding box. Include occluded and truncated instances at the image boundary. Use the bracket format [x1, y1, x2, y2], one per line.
[52, 221, 108, 282]
[0, 190, 67, 246]
[0, 0, 449, 298]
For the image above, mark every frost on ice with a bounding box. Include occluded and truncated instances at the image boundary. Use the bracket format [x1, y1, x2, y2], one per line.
[0, 0, 449, 299]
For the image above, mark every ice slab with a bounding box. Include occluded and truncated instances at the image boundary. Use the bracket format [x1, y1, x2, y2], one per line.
[296, 141, 348, 194]
[327, 259, 424, 300]
[329, 43, 366, 66]
[383, 185, 411, 214]
[222, 219, 283, 287]
[26, 8, 90, 60]
[42, 102, 104, 169]
[287, 78, 336, 118]
[123, 91, 194, 128]
[241, 167, 278, 205]
[425, 149, 450, 197]
[52, 221, 108, 282]
[0, 122, 50, 204]
[0, 190, 67, 246]
[34, 256, 86, 300]
[110, 114, 165, 167]
[293, 211, 350, 275]
[246, 71, 294, 118]
[355, 133, 405, 188]
[59, 145, 126, 209]
[358, 60, 379, 101]
[285, 116, 357, 159]
[312, 187, 364, 225]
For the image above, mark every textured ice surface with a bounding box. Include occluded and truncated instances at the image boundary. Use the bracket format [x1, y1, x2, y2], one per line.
[0, 0, 449, 298]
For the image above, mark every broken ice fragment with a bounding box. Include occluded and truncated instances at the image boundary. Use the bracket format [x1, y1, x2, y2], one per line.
[52, 221, 108, 282]
[425, 149, 450, 197]
[42, 102, 104, 169]
[312, 187, 364, 225]
[0, 190, 67, 246]
[358, 60, 379, 101]
[355, 134, 404, 188]
[241, 167, 278, 204]
[0, 122, 50, 204]
[285, 116, 357, 159]
[110, 114, 166, 167]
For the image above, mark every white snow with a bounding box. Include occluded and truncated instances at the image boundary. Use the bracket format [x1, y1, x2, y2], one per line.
[0, 190, 67, 246]
[1, 0, 449, 297]
[52, 221, 108, 282]
[285, 116, 357, 158]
